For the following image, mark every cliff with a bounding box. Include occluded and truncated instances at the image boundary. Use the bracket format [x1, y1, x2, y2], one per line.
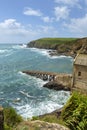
[27, 37, 87, 57]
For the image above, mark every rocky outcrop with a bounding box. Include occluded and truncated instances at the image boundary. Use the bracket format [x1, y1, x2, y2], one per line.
[16, 120, 70, 130]
[43, 81, 71, 91]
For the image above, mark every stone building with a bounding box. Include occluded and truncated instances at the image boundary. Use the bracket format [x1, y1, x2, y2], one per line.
[73, 54, 87, 91]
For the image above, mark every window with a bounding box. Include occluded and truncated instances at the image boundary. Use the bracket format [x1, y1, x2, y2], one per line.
[78, 71, 81, 76]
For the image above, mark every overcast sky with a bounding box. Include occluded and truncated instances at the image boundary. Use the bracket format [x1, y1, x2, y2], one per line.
[0, 0, 87, 43]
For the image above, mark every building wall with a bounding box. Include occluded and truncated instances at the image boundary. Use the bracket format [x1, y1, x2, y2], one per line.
[73, 65, 87, 90]
[55, 74, 72, 88]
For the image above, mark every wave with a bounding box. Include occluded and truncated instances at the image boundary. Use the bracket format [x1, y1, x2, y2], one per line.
[18, 71, 47, 88]
[19, 91, 36, 99]
[12, 90, 70, 119]
[0, 49, 8, 54]
[29, 48, 73, 60]
[49, 55, 73, 59]
[14, 100, 62, 119]
[0, 49, 14, 57]
[12, 44, 27, 49]
[29, 48, 50, 57]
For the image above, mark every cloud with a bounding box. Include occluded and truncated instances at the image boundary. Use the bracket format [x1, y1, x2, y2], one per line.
[23, 7, 42, 16]
[0, 19, 59, 43]
[0, 19, 27, 35]
[54, 6, 70, 21]
[0, 19, 38, 43]
[37, 25, 58, 35]
[0, 19, 21, 29]
[23, 7, 54, 23]
[64, 14, 87, 36]
[54, 0, 80, 7]
[41, 16, 54, 23]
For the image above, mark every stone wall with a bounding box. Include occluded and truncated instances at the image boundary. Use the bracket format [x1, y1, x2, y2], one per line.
[73, 65, 87, 91]
[22, 70, 72, 90]
[55, 74, 72, 89]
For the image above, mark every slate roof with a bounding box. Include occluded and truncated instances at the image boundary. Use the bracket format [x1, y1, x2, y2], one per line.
[74, 54, 87, 66]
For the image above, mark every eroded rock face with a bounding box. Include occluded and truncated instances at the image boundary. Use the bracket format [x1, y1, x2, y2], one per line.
[43, 81, 70, 91]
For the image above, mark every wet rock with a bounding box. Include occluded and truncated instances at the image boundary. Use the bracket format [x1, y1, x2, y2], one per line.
[43, 81, 70, 91]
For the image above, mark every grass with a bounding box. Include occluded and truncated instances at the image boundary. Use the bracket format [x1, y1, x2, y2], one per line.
[36, 38, 77, 44]
[28, 37, 78, 51]
[33, 38, 77, 47]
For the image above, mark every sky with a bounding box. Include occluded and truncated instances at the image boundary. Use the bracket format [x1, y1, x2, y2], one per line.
[0, 0, 87, 43]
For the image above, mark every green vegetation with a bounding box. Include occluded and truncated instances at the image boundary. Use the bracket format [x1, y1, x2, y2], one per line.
[32, 92, 87, 130]
[35, 38, 77, 44]
[28, 37, 77, 50]
[61, 92, 87, 130]
[28, 37, 87, 57]
[3, 92, 87, 130]
[4, 107, 23, 130]
[27, 37, 82, 57]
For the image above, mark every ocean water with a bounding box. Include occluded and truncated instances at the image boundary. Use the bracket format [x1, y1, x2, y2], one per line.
[0, 44, 73, 119]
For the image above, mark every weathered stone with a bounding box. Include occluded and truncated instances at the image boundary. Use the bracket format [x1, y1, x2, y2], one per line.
[22, 70, 72, 90]
[15, 120, 70, 130]
[43, 81, 70, 91]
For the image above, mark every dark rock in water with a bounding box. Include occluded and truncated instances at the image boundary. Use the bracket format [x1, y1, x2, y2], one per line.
[43, 81, 70, 91]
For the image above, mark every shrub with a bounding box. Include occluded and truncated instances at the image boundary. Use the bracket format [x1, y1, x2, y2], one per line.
[4, 107, 23, 128]
[61, 92, 87, 130]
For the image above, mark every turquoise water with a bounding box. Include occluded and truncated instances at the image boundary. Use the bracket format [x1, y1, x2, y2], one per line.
[0, 44, 73, 118]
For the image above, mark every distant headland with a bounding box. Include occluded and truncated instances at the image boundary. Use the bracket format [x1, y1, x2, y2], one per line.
[27, 37, 87, 58]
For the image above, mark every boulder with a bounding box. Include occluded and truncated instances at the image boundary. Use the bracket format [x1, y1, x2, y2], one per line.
[43, 81, 70, 91]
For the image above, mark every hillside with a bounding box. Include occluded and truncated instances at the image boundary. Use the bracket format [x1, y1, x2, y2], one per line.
[27, 37, 87, 57]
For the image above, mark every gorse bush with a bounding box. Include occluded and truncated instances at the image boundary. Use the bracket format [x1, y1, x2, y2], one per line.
[61, 92, 87, 130]
[4, 107, 23, 129]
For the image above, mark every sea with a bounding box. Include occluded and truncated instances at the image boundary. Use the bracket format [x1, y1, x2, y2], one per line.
[0, 44, 73, 119]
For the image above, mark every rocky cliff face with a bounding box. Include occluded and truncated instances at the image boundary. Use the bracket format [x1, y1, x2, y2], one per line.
[27, 37, 87, 57]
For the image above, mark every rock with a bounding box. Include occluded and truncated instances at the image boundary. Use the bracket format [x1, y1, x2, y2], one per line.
[16, 120, 70, 130]
[43, 81, 70, 91]
[39, 107, 63, 119]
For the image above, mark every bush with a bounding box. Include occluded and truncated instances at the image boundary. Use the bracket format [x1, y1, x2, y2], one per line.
[61, 92, 87, 130]
[4, 107, 23, 128]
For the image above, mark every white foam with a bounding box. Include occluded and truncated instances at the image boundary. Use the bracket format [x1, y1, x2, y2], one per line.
[29, 48, 50, 57]
[0, 49, 14, 57]
[19, 91, 36, 99]
[15, 100, 62, 119]
[18, 71, 47, 88]
[0, 49, 8, 54]
[13, 90, 70, 119]
[20, 44, 27, 48]
[29, 48, 73, 60]
[18, 71, 27, 76]
[48, 55, 73, 59]
[12, 44, 27, 49]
